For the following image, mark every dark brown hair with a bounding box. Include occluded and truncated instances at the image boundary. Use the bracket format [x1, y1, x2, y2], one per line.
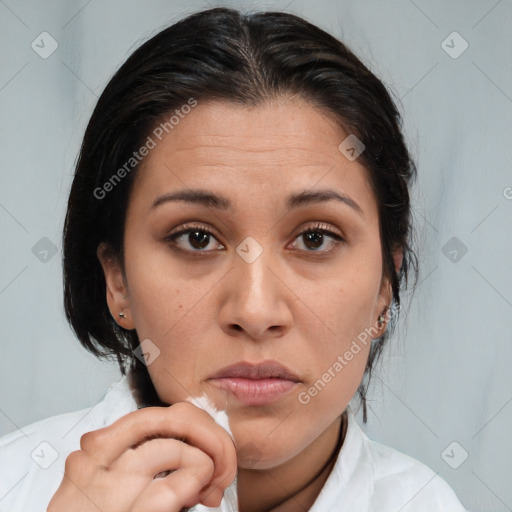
[63, 7, 417, 421]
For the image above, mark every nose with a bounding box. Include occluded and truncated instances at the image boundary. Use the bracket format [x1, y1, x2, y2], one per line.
[218, 241, 293, 341]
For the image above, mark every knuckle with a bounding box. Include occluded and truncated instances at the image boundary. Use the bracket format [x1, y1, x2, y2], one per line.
[64, 450, 89, 472]
[79, 429, 104, 451]
[79, 430, 94, 450]
[170, 401, 192, 414]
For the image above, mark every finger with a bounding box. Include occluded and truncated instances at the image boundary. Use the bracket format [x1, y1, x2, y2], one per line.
[80, 403, 236, 490]
[129, 466, 214, 512]
[111, 437, 214, 480]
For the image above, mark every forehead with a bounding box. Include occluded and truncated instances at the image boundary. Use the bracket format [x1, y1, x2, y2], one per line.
[130, 98, 376, 212]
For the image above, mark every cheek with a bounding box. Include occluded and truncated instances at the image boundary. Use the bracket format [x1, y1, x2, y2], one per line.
[124, 243, 209, 336]
[297, 282, 374, 425]
[128, 277, 181, 335]
[306, 257, 382, 343]
[296, 252, 382, 394]
[123, 251, 220, 381]
[129, 279, 215, 366]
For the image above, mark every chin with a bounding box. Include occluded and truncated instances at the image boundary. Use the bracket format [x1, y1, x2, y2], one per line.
[233, 424, 307, 471]
[236, 446, 292, 470]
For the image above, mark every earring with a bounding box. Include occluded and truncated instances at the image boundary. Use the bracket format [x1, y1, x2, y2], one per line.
[377, 305, 389, 329]
[119, 311, 127, 319]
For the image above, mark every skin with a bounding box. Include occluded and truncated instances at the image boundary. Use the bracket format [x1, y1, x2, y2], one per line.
[48, 404, 237, 511]
[51, 97, 401, 512]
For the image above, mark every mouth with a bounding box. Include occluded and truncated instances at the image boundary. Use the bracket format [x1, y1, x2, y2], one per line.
[207, 360, 301, 406]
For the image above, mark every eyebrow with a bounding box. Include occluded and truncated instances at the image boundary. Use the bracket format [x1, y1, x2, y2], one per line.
[150, 188, 363, 216]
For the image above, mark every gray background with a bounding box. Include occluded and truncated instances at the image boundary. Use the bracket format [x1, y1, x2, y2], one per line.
[1, 1, 511, 510]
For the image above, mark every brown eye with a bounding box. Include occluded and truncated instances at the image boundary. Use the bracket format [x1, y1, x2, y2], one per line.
[302, 231, 324, 250]
[291, 224, 345, 254]
[187, 230, 211, 249]
[165, 224, 225, 253]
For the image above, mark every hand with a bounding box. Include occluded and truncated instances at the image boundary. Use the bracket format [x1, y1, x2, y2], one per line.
[47, 401, 237, 512]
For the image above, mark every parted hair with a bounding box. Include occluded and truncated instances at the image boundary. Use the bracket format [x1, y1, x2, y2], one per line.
[63, 7, 417, 421]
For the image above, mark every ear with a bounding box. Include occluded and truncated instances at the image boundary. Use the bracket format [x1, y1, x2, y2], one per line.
[96, 242, 135, 330]
[376, 247, 403, 326]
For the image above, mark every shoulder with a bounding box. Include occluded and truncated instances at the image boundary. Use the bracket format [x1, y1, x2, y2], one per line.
[360, 421, 467, 511]
[0, 376, 138, 511]
[310, 409, 468, 511]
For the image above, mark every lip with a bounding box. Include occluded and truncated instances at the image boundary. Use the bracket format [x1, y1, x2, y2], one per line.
[208, 361, 301, 406]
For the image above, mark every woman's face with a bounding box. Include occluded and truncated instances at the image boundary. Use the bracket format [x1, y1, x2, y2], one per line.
[99, 98, 392, 469]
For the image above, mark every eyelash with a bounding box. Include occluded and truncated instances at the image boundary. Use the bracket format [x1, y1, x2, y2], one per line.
[164, 222, 345, 256]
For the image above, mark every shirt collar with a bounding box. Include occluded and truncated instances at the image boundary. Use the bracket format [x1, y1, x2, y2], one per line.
[309, 406, 374, 510]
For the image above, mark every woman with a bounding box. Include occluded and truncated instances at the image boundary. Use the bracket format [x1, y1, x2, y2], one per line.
[0, 7, 467, 511]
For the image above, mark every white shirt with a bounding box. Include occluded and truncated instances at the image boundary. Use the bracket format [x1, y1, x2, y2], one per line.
[0, 376, 467, 511]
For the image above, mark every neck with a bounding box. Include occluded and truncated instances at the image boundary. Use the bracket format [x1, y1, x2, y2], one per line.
[236, 412, 347, 512]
